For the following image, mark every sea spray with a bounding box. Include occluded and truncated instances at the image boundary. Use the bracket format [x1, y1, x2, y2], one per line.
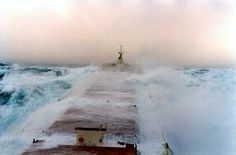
[0, 64, 97, 154]
[0, 65, 235, 155]
[129, 67, 236, 155]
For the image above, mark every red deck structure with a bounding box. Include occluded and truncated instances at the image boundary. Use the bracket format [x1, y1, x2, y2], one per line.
[23, 144, 137, 155]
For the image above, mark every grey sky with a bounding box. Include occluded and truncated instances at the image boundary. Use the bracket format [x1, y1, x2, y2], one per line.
[0, 0, 235, 67]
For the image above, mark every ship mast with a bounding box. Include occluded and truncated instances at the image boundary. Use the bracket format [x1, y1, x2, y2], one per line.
[117, 44, 124, 64]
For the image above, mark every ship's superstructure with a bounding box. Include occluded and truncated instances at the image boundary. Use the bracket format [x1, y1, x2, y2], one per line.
[102, 45, 138, 72]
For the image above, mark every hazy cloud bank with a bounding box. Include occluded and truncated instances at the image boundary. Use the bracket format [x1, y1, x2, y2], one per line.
[0, 0, 236, 67]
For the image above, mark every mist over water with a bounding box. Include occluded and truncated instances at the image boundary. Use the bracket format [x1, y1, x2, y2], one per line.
[0, 63, 235, 154]
[0, 0, 236, 66]
[130, 68, 236, 155]
[0, 0, 236, 155]
[0, 63, 97, 154]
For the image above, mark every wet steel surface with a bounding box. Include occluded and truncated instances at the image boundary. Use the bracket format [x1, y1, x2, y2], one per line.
[22, 72, 137, 155]
[23, 144, 137, 155]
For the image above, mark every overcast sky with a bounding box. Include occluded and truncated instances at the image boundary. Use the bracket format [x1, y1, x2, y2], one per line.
[0, 0, 236, 67]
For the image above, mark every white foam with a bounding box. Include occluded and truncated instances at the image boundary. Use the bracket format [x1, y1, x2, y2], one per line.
[1, 67, 236, 155]
[0, 65, 98, 155]
[130, 68, 236, 155]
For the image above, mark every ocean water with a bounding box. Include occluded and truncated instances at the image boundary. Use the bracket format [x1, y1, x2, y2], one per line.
[130, 67, 236, 155]
[0, 63, 97, 154]
[0, 63, 235, 155]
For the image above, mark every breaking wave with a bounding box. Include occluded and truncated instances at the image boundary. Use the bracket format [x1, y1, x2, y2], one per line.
[129, 67, 236, 155]
[0, 64, 235, 155]
[0, 64, 97, 135]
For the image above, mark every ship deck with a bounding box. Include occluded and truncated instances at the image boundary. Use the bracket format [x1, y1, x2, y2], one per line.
[22, 71, 137, 155]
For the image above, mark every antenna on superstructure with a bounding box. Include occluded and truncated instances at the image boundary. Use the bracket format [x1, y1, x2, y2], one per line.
[117, 44, 124, 64]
